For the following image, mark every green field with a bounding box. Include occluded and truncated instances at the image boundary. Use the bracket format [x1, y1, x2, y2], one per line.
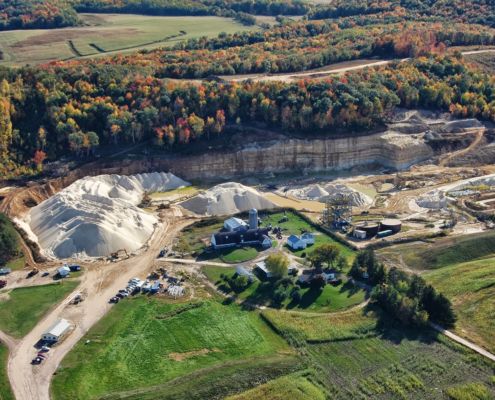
[0, 281, 79, 337]
[0, 13, 256, 66]
[203, 266, 366, 312]
[5, 255, 25, 271]
[51, 298, 293, 400]
[0, 344, 14, 400]
[226, 372, 326, 400]
[377, 230, 495, 271]
[261, 211, 355, 261]
[306, 332, 495, 399]
[426, 256, 495, 353]
[262, 306, 379, 341]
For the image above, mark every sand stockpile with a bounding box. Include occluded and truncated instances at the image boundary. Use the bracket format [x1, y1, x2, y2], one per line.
[180, 182, 275, 216]
[416, 190, 448, 209]
[27, 172, 189, 259]
[287, 183, 372, 207]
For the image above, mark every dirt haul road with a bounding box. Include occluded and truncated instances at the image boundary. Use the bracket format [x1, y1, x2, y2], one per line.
[222, 49, 495, 83]
[7, 207, 189, 400]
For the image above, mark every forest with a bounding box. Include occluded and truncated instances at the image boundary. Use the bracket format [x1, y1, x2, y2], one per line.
[1, 53, 495, 178]
[58, 22, 494, 78]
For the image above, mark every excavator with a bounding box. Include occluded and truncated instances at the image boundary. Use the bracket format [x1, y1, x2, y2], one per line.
[110, 249, 129, 260]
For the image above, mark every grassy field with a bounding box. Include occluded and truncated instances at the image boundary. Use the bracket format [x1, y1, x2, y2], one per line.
[51, 298, 293, 400]
[0, 344, 14, 400]
[4, 255, 25, 271]
[0, 13, 256, 66]
[307, 331, 495, 399]
[260, 211, 355, 261]
[203, 266, 366, 313]
[262, 307, 379, 341]
[426, 256, 495, 353]
[0, 281, 79, 338]
[226, 372, 327, 400]
[377, 230, 495, 271]
[465, 51, 495, 73]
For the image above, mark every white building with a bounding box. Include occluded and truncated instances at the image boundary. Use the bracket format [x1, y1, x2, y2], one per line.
[287, 235, 307, 250]
[301, 233, 315, 245]
[42, 319, 71, 342]
[224, 217, 249, 232]
[57, 266, 71, 278]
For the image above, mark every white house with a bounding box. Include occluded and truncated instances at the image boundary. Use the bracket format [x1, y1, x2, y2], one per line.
[57, 266, 71, 278]
[224, 217, 249, 232]
[287, 235, 307, 250]
[301, 233, 315, 245]
[42, 319, 71, 342]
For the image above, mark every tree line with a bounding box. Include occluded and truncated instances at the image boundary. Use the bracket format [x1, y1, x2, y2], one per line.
[309, 0, 495, 28]
[350, 250, 456, 328]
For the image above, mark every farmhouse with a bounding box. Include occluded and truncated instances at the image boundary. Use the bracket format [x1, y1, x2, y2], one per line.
[287, 235, 307, 250]
[42, 319, 71, 342]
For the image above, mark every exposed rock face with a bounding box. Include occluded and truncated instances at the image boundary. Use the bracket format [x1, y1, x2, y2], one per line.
[150, 130, 434, 180]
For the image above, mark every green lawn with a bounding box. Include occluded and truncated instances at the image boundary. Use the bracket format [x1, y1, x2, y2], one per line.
[226, 372, 326, 400]
[51, 298, 292, 400]
[0, 14, 256, 66]
[203, 266, 366, 313]
[426, 256, 495, 353]
[0, 344, 14, 400]
[5, 255, 24, 271]
[261, 211, 355, 262]
[0, 281, 79, 338]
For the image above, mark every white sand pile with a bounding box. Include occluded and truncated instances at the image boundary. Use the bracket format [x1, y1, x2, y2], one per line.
[180, 182, 275, 216]
[416, 190, 448, 209]
[27, 172, 189, 259]
[288, 183, 372, 207]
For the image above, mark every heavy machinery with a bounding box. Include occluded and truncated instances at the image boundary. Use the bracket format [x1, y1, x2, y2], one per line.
[27, 267, 39, 278]
[110, 249, 129, 260]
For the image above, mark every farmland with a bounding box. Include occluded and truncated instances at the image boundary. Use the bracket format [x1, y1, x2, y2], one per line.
[426, 256, 495, 354]
[226, 372, 327, 400]
[0, 13, 255, 66]
[51, 298, 294, 400]
[0, 344, 14, 400]
[0, 281, 79, 338]
[376, 230, 495, 271]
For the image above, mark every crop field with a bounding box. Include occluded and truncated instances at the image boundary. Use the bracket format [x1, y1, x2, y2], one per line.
[0, 13, 255, 66]
[226, 372, 327, 400]
[0, 281, 79, 338]
[307, 331, 495, 399]
[0, 344, 14, 400]
[376, 230, 495, 271]
[426, 256, 495, 354]
[203, 266, 366, 312]
[51, 298, 293, 400]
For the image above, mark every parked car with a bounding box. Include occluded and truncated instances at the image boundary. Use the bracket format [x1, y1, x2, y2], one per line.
[40, 346, 50, 352]
[0, 280, 7, 289]
[41, 272, 50, 277]
[31, 357, 43, 365]
[0, 268, 11, 275]
[109, 297, 120, 303]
